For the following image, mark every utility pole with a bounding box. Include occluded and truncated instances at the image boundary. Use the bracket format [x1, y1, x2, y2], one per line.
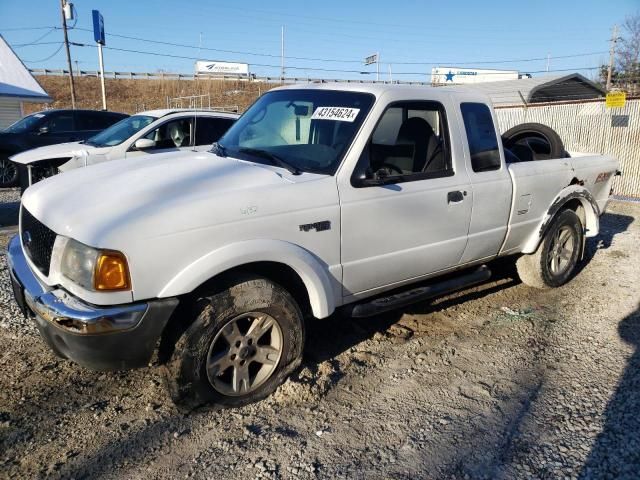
[280, 26, 285, 83]
[60, 0, 76, 108]
[606, 24, 618, 91]
[546, 53, 550, 72]
[376, 52, 379, 82]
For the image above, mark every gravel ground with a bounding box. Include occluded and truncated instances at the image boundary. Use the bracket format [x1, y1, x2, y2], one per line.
[0, 197, 638, 479]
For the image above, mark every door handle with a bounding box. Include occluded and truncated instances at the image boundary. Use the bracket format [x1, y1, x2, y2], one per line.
[447, 190, 465, 203]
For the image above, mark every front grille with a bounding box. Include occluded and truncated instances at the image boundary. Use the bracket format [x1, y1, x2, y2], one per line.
[21, 207, 57, 276]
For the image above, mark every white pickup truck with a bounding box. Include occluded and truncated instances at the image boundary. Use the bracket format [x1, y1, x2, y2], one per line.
[7, 83, 619, 409]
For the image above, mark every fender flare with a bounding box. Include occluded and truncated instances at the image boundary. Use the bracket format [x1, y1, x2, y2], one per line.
[521, 185, 600, 254]
[158, 239, 337, 319]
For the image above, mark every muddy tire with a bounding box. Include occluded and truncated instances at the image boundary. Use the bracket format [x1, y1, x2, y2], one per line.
[161, 276, 305, 410]
[516, 209, 584, 289]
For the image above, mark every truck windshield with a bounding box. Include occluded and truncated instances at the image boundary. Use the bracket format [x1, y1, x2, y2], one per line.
[4, 113, 46, 133]
[217, 89, 375, 175]
[85, 115, 156, 147]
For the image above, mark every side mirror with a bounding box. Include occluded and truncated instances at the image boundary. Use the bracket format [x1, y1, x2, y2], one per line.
[354, 168, 400, 187]
[37, 126, 49, 135]
[134, 138, 156, 150]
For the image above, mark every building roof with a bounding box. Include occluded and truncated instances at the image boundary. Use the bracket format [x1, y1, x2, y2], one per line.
[452, 73, 605, 106]
[0, 34, 52, 102]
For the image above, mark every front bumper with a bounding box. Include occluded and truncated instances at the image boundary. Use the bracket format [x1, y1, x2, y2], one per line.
[6, 235, 178, 370]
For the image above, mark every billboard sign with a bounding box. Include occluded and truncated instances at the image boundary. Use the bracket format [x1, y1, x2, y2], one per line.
[195, 61, 249, 76]
[92, 10, 105, 45]
[431, 67, 519, 85]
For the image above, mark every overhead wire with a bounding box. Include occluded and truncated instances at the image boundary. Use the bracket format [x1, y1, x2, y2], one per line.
[22, 43, 65, 63]
[69, 42, 601, 77]
[66, 26, 607, 67]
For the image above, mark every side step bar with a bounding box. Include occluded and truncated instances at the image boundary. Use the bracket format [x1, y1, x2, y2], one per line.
[349, 265, 491, 318]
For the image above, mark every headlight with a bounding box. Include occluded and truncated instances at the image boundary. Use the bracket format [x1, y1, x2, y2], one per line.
[60, 238, 131, 291]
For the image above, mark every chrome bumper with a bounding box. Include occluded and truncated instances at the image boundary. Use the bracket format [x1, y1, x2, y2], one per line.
[7, 234, 146, 333]
[6, 235, 178, 370]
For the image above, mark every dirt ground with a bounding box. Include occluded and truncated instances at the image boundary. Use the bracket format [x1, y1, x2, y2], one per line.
[0, 198, 638, 480]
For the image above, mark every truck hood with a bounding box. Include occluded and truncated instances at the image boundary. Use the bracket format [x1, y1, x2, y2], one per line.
[10, 142, 105, 164]
[21, 150, 325, 247]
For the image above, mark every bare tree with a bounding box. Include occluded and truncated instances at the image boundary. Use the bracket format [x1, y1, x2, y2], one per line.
[615, 13, 640, 94]
[617, 13, 640, 72]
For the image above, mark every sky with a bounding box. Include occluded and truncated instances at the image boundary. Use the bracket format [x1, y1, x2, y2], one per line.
[0, 0, 638, 82]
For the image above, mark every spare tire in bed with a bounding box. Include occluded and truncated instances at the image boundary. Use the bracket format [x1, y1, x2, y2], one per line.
[502, 122, 565, 162]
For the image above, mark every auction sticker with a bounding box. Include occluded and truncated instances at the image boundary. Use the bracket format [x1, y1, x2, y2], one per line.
[311, 106, 360, 122]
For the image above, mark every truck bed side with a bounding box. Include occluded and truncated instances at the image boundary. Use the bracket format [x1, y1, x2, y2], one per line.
[500, 153, 619, 255]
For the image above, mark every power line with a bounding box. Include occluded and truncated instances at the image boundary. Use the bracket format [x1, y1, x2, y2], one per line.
[22, 43, 64, 63]
[13, 40, 63, 48]
[11, 27, 56, 47]
[72, 42, 601, 76]
[68, 26, 607, 67]
[0, 26, 54, 31]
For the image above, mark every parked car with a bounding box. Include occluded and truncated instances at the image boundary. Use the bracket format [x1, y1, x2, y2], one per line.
[0, 109, 128, 188]
[10, 109, 239, 190]
[7, 84, 619, 410]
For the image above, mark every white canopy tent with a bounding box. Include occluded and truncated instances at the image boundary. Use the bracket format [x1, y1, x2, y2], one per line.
[0, 34, 52, 129]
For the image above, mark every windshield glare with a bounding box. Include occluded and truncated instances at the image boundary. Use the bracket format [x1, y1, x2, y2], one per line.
[86, 115, 156, 147]
[4, 113, 46, 133]
[218, 89, 375, 175]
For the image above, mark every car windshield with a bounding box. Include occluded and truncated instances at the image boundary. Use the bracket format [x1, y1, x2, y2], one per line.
[217, 89, 375, 175]
[4, 112, 46, 133]
[85, 115, 156, 147]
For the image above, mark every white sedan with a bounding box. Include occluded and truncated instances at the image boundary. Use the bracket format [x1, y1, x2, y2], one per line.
[10, 109, 238, 188]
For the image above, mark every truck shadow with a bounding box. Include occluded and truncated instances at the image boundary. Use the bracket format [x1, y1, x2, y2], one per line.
[305, 261, 520, 365]
[575, 211, 634, 277]
[305, 211, 633, 366]
[579, 305, 640, 479]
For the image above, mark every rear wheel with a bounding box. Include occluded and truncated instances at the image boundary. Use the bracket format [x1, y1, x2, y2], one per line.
[516, 209, 583, 288]
[0, 157, 18, 188]
[162, 276, 305, 410]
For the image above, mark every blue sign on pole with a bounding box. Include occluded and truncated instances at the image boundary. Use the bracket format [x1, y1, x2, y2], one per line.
[92, 10, 105, 45]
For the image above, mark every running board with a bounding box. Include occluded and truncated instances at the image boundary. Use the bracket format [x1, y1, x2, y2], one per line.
[349, 266, 491, 318]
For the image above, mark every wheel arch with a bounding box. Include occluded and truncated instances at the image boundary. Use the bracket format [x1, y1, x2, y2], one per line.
[158, 239, 337, 319]
[521, 185, 600, 254]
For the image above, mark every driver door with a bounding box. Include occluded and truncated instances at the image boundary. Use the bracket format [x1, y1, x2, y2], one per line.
[339, 100, 472, 297]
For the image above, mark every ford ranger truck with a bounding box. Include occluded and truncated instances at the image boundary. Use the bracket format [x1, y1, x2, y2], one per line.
[6, 84, 619, 409]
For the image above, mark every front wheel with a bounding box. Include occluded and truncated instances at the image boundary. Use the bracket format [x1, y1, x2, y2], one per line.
[516, 209, 584, 289]
[162, 276, 305, 410]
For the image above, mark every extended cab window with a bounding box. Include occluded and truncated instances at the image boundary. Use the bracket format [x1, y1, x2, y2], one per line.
[354, 101, 451, 185]
[460, 103, 501, 172]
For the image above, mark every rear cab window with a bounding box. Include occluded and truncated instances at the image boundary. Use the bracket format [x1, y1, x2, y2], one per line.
[194, 117, 235, 145]
[75, 112, 119, 131]
[42, 112, 74, 133]
[460, 102, 501, 172]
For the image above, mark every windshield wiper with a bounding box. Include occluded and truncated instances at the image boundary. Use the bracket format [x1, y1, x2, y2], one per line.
[237, 147, 301, 175]
[210, 142, 227, 157]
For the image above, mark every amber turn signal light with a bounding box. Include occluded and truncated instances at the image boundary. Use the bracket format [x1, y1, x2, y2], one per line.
[94, 251, 131, 291]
